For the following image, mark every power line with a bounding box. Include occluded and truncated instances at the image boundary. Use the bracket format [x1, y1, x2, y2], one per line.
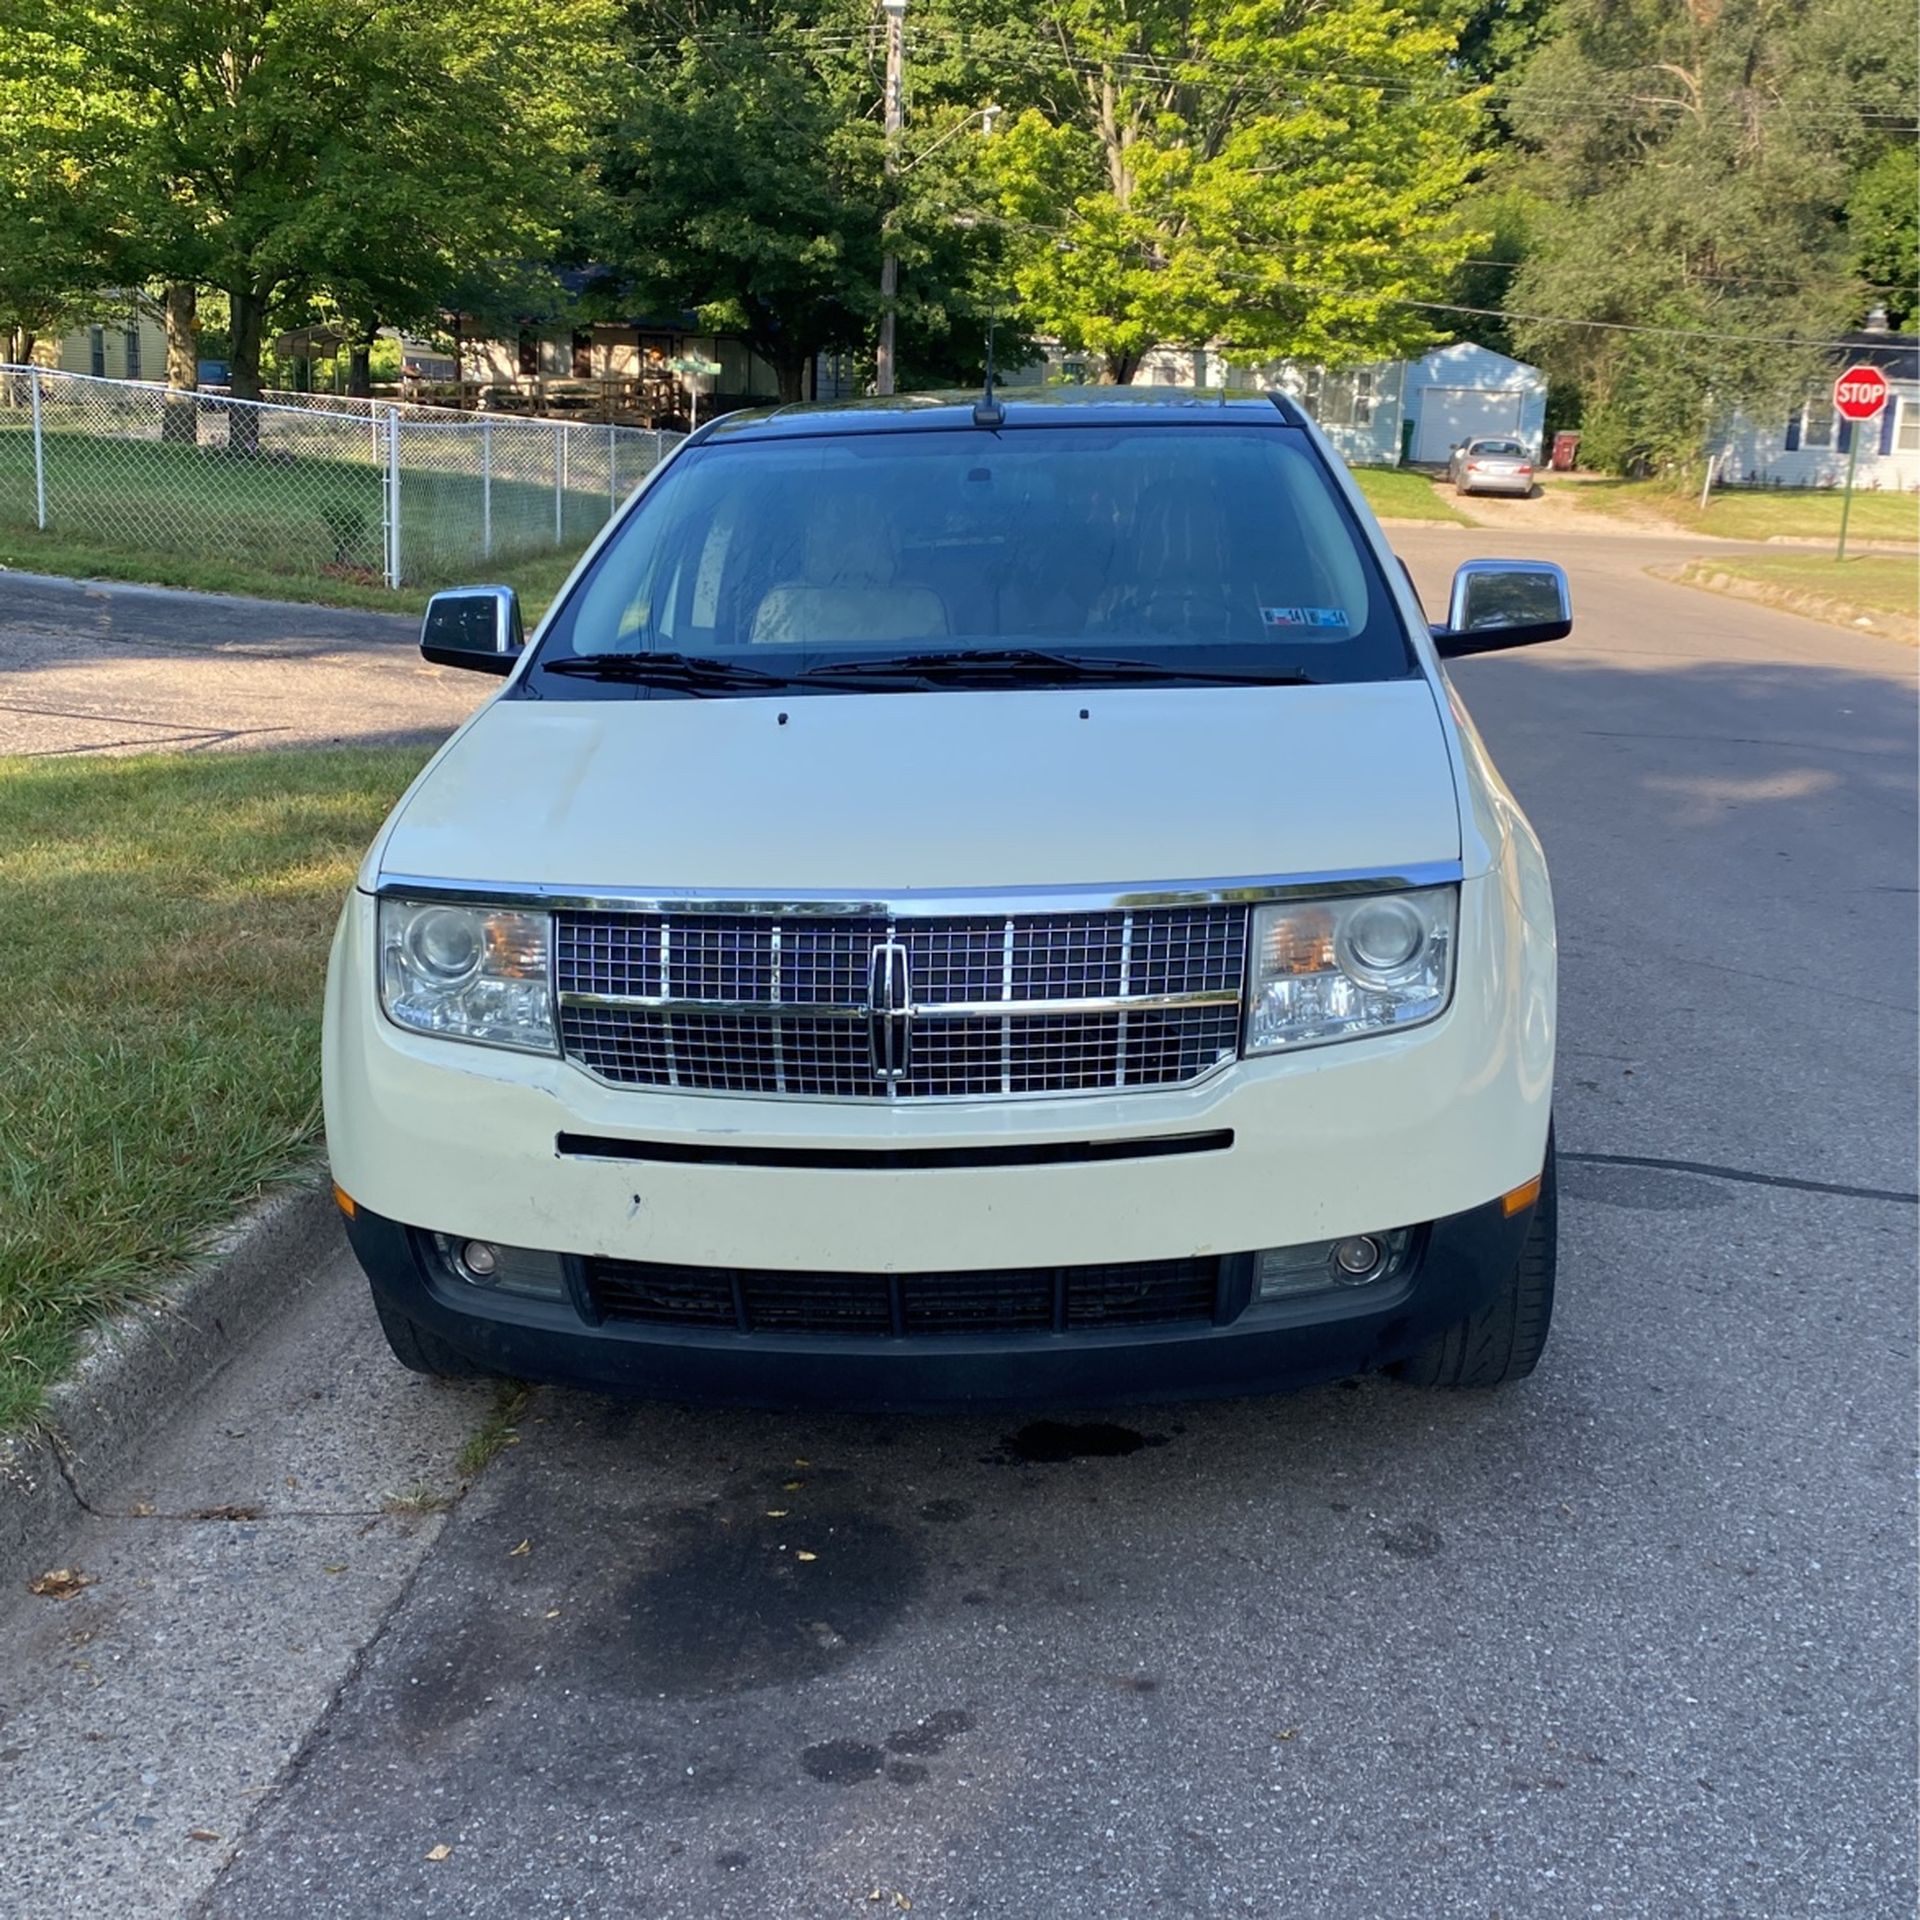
[612, 20, 1920, 130]
[974, 208, 1885, 349]
[1454, 255, 1915, 297]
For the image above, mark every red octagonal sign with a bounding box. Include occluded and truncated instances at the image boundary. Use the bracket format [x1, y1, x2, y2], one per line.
[1833, 364, 1890, 422]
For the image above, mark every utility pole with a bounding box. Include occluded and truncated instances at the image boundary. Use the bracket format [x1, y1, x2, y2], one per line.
[876, 0, 908, 397]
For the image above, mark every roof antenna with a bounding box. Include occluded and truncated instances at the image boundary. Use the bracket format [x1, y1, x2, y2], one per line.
[973, 305, 1003, 427]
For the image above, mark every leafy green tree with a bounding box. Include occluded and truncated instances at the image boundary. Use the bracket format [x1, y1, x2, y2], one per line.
[0, 0, 616, 418]
[970, 0, 1487, 382]
[1848, 144, 1918, 331]
[588, 1, 887, 402]
[1499, 0, 1916, 476]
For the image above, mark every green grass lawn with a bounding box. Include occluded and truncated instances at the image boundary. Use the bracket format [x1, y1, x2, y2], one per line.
[1672, 553, 1919, 632]
[0, 417, 630, 608]
[0, 745, 431, 1430]
[1349, 465, 1471, 524]
[1569, 477, 1919, 545]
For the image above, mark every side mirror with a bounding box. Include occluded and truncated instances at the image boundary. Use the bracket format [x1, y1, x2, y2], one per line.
[421, 586, 524, 675]
[1432, 559, 1571, 659]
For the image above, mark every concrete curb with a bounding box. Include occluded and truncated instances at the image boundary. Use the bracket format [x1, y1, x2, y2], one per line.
[0, 1174, 342, 1583]
[1653, 558, 1919, 646]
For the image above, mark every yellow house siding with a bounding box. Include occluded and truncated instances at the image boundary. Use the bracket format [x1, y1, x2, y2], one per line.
[43, 308, 170, 381]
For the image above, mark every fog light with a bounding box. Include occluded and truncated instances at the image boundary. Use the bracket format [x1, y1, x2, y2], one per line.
[1254, 1228, 1412, 1300]
[1332, 1236, 1382, 1280]
[430, 1234, 567, 1301]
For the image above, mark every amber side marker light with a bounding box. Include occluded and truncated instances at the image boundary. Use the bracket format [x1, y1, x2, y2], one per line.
[1502, 1174, 1543, 1217]
[331, 1183, 358, 1220]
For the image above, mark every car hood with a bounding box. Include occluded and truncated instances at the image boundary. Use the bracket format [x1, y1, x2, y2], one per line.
[375, 681, 1461, 894]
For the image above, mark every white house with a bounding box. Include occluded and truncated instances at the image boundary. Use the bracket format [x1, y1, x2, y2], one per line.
[1026, 338, 1548, 467]
[1720, 323, 1919, 492]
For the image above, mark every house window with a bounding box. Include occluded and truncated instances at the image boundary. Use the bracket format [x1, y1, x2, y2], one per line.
[1898, 399, 1920, 454]
[89, 325, 106, 377]
[1801, 389, 1835, 449]
[571, 331, 593, 379]
[124, 326, 141, 380]
[517, 329, 539, 377]
[1308, 367, 1376, 430]
[1349, 366, 1375, 427]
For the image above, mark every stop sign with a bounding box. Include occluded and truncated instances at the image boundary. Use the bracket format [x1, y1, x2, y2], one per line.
[1833, 364, 1889, 421]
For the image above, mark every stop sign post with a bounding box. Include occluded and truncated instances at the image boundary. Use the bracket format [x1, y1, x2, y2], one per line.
[1832, 364, 1889, 560]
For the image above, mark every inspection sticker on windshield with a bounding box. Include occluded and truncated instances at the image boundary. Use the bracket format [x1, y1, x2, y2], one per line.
[1261, 605, 1349, 630]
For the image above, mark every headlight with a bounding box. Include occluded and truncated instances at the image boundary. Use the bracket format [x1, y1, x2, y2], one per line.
[1246, 886, 1455, 1054]
[378, 898, 556, 1052]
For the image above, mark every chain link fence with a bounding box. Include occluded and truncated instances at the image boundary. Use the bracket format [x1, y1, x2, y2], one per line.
[0, 365, 680, 592]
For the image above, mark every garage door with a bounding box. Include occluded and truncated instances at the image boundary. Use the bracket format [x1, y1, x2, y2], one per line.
[1412, 387, 1526, 466]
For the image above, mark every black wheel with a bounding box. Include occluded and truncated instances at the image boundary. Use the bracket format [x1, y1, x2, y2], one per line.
[1394, 1137, 1557, 1389]
[370, 1290, 489, 1379]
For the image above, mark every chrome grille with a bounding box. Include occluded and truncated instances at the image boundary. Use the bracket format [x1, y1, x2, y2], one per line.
[553, 905, 1246, 1100]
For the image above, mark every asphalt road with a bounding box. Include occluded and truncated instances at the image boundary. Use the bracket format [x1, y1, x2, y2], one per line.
[0, 568, 481, 755]
[1, 529, 1914, 1918]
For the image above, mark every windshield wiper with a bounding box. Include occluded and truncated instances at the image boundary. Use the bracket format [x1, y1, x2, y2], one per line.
[541, 651, 812, 694]
[805, 648, 1321, 688]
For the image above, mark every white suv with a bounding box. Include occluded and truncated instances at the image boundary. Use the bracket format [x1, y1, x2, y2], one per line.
[323, 389, 1566, 1408]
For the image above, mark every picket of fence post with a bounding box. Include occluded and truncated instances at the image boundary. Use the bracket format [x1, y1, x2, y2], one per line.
[385, 408, 403, 588]
[29, 366, 46, 530]
[553, 422, 566, 544]
[482, 416, 493, 561]
[607, 422, 617, 518]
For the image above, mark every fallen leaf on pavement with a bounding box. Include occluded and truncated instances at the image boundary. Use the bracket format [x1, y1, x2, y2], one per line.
[508, 1539, 531, 1556]
[27, 1568, 92, 1599]
[128, 1502, 156, 1518]
[187, 1829, 220, 1843]
[783, 1480, 806, 1491]
[793, 1458, 811, 1467]
[765, 1509, 789, 1518]
[322, 1564, 347, 1576]
[796, 1551, 818, 1562]
[426, 1843, 453, 1862]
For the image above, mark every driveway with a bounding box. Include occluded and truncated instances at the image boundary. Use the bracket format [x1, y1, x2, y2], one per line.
[0, 536, 1914, 1918]
[0, 569, 484, 755]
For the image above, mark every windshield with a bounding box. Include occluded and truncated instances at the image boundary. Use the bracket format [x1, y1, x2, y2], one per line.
[529, 423, 1414, 693]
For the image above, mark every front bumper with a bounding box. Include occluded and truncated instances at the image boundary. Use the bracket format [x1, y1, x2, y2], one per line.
[322, 873, 1554, 1272]
[342, 1193, 1535, 1410]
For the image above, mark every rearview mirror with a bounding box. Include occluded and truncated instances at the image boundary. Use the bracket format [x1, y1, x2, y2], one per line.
[1432, 560, 1571, 659]
[421, 586, 524, 675]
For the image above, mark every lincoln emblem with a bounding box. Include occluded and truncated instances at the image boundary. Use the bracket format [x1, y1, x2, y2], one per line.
[865, 939, 912, 1080]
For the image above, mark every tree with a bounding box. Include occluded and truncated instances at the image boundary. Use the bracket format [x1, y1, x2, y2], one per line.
[1497, 0, 1916, 476]
[1849, 145, 1919, 331]
[969, 0, 1487, 382]
[1, 0, 616, 423]
[0, 31, 139, 363]
[588, 1, 891, 402]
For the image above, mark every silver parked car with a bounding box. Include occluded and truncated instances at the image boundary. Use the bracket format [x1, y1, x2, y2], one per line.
[1448, 438, 1536, 497]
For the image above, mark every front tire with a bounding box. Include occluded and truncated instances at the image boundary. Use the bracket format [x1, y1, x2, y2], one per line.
[1394, 1137, 1557, 1389]
[370, 1291, 490, 1380]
